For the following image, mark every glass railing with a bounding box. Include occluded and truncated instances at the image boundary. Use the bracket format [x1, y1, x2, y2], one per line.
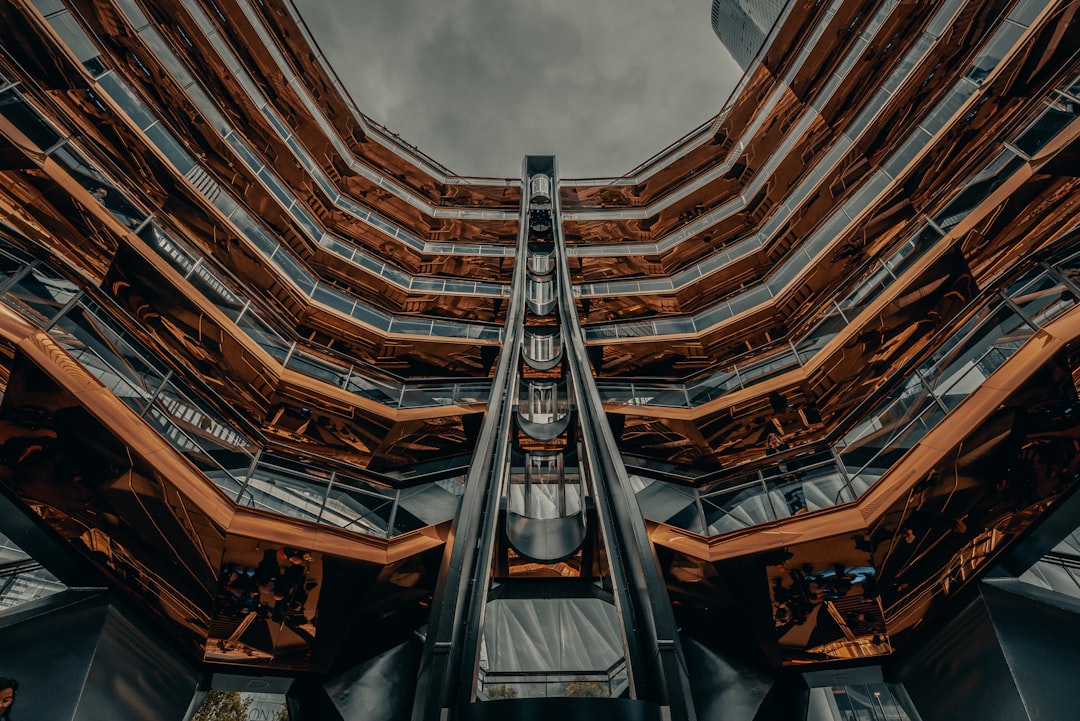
[1018, 528, 1080, 601]
[573, 0, 1051, 322]
[0, 250, 466, 536]
[144, 0, 517, 233]
[571, 0, 879, 221]
[570, 0, 966, 255]
[582, 62, 1079, 341]
[600, 218, 1076, 416]
[592, 222, 943, 407]
[145, 223, 492, 397]
[3, 84, 505, 341]
[0, 531, 66, 613]
[27, 1, 515, 291]
[0, 84, 506, 344]
[0, 240, 487, 424]
[633, 250, 1080, 537]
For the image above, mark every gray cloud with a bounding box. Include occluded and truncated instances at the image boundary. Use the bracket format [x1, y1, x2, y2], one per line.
[293, 0, 740, 178]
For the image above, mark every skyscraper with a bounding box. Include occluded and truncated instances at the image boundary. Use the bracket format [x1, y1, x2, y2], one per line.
[710, 0, 788, 69]
[0, 0, 1078, 720]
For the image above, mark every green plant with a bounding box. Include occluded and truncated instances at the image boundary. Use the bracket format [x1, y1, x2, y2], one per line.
[565, 681, 608, 698]
[484, 684, 519, 700]
[191, 690, 252, 721]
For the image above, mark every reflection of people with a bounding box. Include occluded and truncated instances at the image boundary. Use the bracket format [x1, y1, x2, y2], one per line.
[783, 486, 806, 515]
[217, 547, 317, 631]
[0, 677, 18, 720]
[766, 433, 790, 455]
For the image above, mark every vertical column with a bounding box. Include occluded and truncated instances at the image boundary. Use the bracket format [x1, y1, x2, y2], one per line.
[549, 160, 697, 721]
[413, 157, 696, 721]
[410, 161, 532, 721]
[0, 590, 201, 721]
[891, 580, 1080, 721]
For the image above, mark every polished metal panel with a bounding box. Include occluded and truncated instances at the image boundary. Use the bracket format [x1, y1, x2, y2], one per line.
[0, 353, 223, 642]
[0, 591, 111, 721]
[411, 158, 530, 720]
[966, 581, 1080, 721]
[0, 0, 1077, 716]
[529, 175, 552, 206]
[892, 580, 1080, 721]
[527, 247, 556, 277]
[323, 639, 421, 721]
[77, 604, 202, 721]
[550, 159, 698, 718]
[525, 273, 558, 317]
[681, 637, 774, 721]
[203, 536, 443, 673]
[506, 452, 587, 562]
[0, 475, 105, 587]
[514, 412, 573, 443]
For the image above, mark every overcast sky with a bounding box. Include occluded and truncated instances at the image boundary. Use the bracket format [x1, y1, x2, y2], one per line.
[292, 0, 741, 179]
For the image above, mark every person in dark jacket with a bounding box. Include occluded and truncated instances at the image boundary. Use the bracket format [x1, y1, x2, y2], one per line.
[0, 677, 18, 721]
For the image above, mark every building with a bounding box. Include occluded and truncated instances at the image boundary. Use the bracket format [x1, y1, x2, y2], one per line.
[710, 0, 788, 69]
[0, 0, 1078, 719]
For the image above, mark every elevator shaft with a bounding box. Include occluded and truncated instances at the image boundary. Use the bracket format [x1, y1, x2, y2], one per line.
[412, 157, 694, 721]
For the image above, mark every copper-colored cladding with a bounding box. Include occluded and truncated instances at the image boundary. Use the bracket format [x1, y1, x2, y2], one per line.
[0, 306, 450, 669]
[0, 147, 511, 368]
[564, 0, 1066, 306]
[656, 320, 1080, 664]
[0, 0, 1077, 685]
[0, 304, 448, 564]
[651, 303, 1080, 558]
[64, 0, 521, 233]
[0, 1, 519, 305]
[0, 169, 119, 284]
[0, 163, 484, 468]
[0, 86, 506, 377]
[102, 239, 490, 416]
[610, 245, 969, 466]
[600, 162, 1080, 469]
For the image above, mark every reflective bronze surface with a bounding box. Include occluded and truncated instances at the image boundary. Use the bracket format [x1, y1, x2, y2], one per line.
[0, 0, 1078, 717]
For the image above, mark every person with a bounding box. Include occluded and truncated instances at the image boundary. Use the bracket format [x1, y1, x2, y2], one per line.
[0, 677, 17, 720]
[766, 432, 790, 455]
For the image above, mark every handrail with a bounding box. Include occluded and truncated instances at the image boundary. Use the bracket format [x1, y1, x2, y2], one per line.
[646, 301, 1080, 561]
[411, 168, 529, 720]
[551, 161, 697, 720]
[0, 303, 450, 564]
